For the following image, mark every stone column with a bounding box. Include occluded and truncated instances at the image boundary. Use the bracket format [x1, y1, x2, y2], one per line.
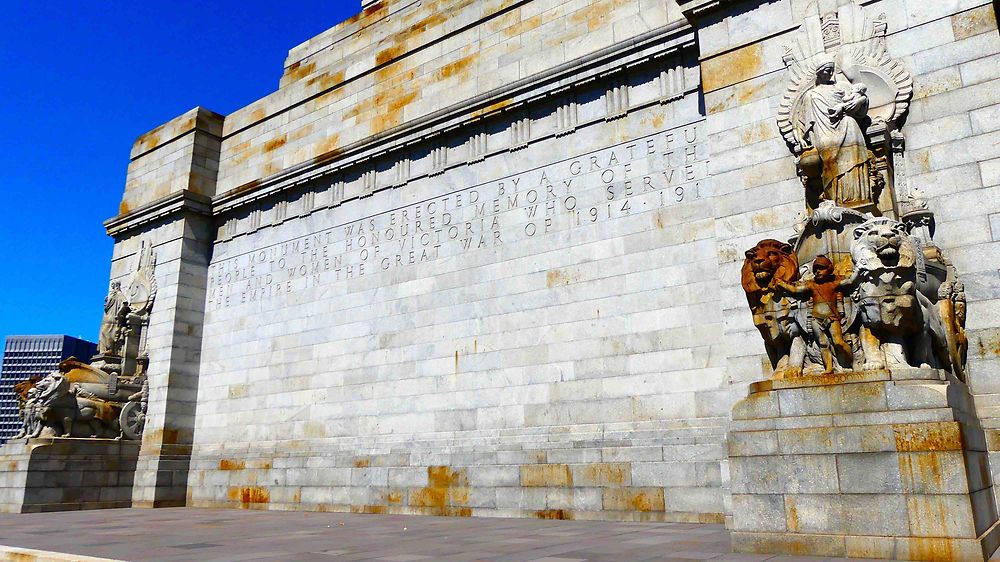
[104, 107, 223, 508]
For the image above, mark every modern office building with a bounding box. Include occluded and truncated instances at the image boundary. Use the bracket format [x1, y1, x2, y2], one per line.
[0, 335, 97, 445]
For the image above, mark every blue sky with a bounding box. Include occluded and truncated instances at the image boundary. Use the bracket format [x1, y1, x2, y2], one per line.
[0, 1, 358, 343]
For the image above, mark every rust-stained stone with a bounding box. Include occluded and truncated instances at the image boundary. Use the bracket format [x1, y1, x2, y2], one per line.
[701, 43, 765, 93]
[893, 422, 964, 452]
[284, 60, 317, 82]
[351, 504, 388, 515]
[436, 54, 477, 80]
[305, 70, 345, 90]
[407, 466, 471, 516]
[263, 135, 287, 153]
[952, 4, 998, 40]
[567, 0, 629, 32]
[471, 98, 512, 118]
[602, 488, 665, 512]
[218, 459, 246, 471]
[732, 530, 847, 557]
[228, 384, 249, 399]
[521, 464, 573, 487]
[906, 494, 978, 538]
[535, 509, 574, 520]
[571, 463, 630, 487]
[731, 372, 1000, 559]
[707, 76, 772, 114]
[897, 451, 969, 494]
[383, 490, 404, 504]
[976, 328, 1000, 358]
[228, 486, 270, 507]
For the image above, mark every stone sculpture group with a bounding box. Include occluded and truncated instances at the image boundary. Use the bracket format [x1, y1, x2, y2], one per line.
[743, 1, 966, 380]
[743, 205, 967, 379]
[13, 243, 157, 441]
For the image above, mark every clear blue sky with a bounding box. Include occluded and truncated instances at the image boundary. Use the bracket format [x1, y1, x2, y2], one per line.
[0, 1, 358, 344]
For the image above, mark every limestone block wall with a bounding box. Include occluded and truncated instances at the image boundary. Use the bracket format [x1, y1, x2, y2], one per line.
[215, 0, 685, 194]
[688, 0, 1000, 487]
[0, 440, 139, 513]
[108, 110, 223, 508]
[102, 0, 1000, 522]
[120, 107, 223, 214]
[108, 214, 215, 509]
[190, 43, 732, 519]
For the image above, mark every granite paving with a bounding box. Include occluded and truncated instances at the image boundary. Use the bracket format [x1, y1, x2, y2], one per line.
[0, 508, 942, 561]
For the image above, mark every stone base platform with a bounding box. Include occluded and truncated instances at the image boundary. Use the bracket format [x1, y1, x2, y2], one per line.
[0, 438, 139, 513]
[729, 369, 1000, 561]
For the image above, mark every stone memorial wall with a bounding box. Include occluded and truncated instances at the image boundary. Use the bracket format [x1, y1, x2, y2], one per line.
[64, 0, 1000, 536]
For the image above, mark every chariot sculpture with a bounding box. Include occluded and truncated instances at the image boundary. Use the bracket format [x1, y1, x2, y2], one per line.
[14, 242, 156, 441]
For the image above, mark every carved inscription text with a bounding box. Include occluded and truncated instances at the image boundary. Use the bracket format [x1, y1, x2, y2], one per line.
[208, 123, 710, 310]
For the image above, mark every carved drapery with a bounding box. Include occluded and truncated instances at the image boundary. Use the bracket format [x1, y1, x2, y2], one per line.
[777, 0, 912, 215]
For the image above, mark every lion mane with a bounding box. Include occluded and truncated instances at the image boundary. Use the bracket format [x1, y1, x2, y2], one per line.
[851, 218, 919, 272]
[741, 239, 800, 312]
[850, 217, 950, 371]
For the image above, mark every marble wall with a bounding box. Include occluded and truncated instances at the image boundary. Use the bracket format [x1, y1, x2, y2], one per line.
[105, 0, 1000, 520]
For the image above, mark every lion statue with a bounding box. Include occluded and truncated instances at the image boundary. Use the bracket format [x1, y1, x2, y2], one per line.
[850, 218, 950, 371]
[26, 371, 121, 438]
[742, 240, 807, 376]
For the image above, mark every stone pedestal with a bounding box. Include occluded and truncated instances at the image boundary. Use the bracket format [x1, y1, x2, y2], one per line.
[729, 370, 1000, 560]
[0, 439, 139, 513]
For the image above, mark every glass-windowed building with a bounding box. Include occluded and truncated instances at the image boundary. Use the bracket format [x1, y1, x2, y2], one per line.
[0, 335, 97, 445]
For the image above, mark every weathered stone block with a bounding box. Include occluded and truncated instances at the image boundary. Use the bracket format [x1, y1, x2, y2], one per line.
[0, 439, 139, 513]
[836, 452, 905, 494]
[520, 464, 573, 487]
[602, 488, 666, 512]
[728, 429, 778, 457]
[570, 463, 631, 487]
[731, 493, 786, 532]
[729, 370, 1000, 560]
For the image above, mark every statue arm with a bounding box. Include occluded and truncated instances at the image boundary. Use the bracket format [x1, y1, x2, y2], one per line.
[776, 280, 809, 296]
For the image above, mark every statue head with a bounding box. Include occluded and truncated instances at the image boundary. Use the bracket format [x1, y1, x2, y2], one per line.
[815, 55, 836, 85]
[852, 218, 918, 271]
[742, 240, 800, 302]
[812, 255, 835, 282]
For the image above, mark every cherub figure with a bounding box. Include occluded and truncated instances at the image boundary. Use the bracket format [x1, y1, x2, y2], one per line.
[777, 255, 855, 375]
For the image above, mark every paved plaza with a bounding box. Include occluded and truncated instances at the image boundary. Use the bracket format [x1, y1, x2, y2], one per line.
[0, 508, 953, 562]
